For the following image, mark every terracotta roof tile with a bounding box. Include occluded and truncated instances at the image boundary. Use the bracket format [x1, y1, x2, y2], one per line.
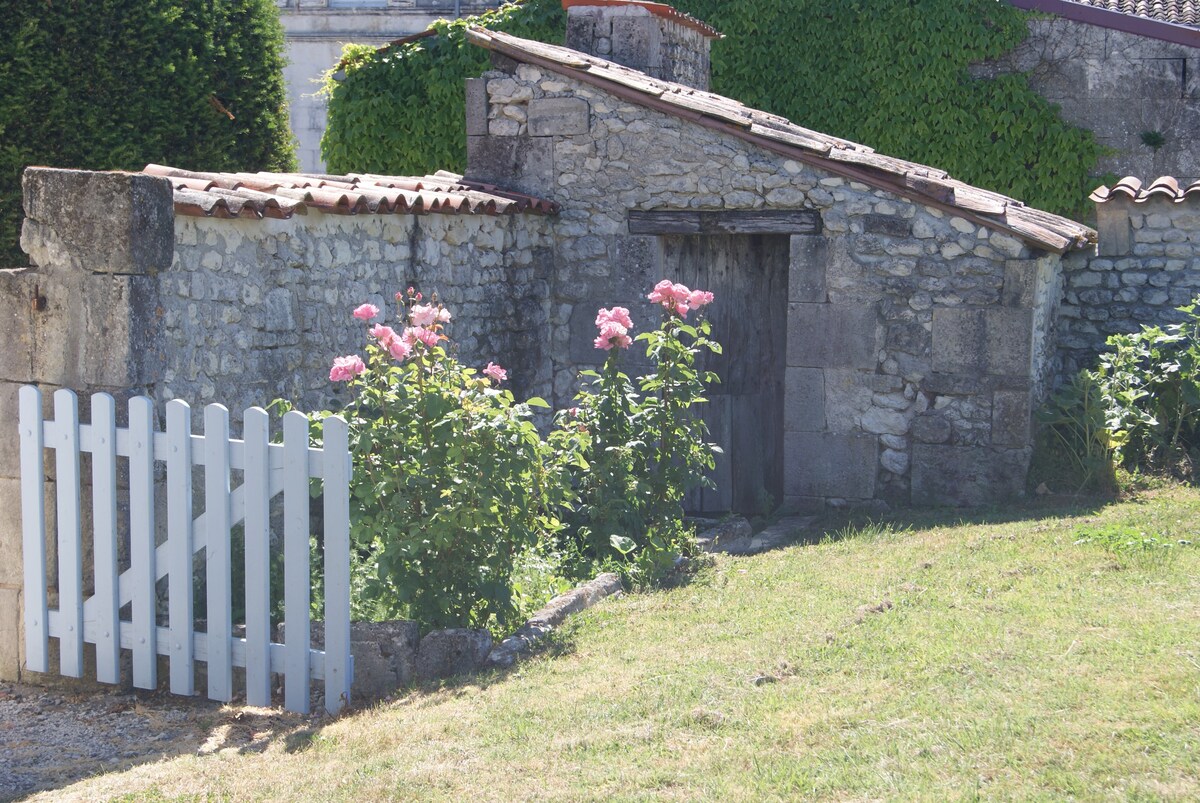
[1090, 175, 1200, 202]
[143, 164, 560, 220]
[1067, 0, 1199, 26]
[561, 0, 723, 38]
[466, 28, 1096, 253]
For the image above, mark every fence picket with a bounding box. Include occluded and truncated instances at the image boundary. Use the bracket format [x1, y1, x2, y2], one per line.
[19, 386, 48, 673]
[166, 400, 195, 696]
[322, 415, 352, 714]
[90, 393, 120, 684]
[52, 390, 83, 678]
[20, 389, 351, 714]
[283, 411, 311, 714]
[204, 404, 233, 702]
[128, 396, 157, 689]
[242, 407, 272, 707]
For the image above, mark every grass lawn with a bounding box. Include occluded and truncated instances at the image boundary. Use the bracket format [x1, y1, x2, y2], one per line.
[40, 488, 1200, 801]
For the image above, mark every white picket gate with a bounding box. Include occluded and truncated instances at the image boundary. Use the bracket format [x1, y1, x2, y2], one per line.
[18, 387, 353, 714]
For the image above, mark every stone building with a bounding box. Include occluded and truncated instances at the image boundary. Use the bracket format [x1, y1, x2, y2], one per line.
[275, 0, 501, 171]
[995, 0, 1199, 184]
[4, 0, 1144, 681]
[1060, 175, 1200, 374]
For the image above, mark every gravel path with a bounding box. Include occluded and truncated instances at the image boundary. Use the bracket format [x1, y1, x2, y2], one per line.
[0, 682, 313, 801]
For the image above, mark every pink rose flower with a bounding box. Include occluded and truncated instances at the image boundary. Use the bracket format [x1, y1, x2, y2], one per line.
[404, 326, 439, 348]
[387, 337, 412, 361]
[329, 355, 366, 382]
[353, 303, 380, 321]
[647, 279, 695, 315]
[410, 304, 438, 327]
[370, 324, 397, 346]
[483, 362, 507, 383]
[595, 306, 633, 330]
[436, 307, 452, 323]
[594, 320, 632, 350]
[395, 291, 405, 302]
[647, 279, 676, 305]
[688, 289, 714, 309]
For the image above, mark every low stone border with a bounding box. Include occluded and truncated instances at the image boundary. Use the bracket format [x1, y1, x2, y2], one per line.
[485, 572, 623, 669]
[696, 515, 817, 556]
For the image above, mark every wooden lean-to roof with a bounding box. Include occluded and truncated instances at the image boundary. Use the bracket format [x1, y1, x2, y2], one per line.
[466, 28, 1095, 253]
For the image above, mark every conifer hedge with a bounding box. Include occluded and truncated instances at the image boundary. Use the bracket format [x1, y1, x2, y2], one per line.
[0, 0, 296, 264]
[322, 0, 1103, 218]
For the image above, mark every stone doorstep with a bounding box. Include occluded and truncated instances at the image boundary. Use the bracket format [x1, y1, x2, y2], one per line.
[696, 515, 818, 556]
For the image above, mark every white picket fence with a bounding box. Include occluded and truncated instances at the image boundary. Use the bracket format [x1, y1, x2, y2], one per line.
[18, 387, 353, 714]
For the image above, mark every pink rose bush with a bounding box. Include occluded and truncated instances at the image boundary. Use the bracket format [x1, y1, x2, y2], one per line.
[558, 278, 722, 582]
[313, 277, 720, 632]
[320, 288, 566, 634]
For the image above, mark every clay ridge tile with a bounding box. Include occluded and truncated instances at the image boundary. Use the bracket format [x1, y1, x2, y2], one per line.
[1091, 175, 1200, 202]
[144, 164, 559, 220]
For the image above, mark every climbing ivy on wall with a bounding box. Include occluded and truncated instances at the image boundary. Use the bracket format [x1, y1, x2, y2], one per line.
[322, 0, 1104, 218]
[0, 0, 295, 265]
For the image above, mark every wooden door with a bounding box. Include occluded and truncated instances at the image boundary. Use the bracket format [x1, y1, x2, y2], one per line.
[661, 234, 789, 515]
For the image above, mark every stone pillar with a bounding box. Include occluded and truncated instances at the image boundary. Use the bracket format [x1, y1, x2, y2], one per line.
[0, 168, 172, 681]
[564, 1, 719, 91]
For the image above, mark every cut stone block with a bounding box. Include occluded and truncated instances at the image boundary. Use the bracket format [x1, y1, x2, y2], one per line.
[784, 367, 824, 432]
[21, 169, 173, 276]
[416, 628, 493, 682]
[787, 303, 879, 369]
[931, 307, 1033, 377]
[466, 135, 553, 197]
[911, 444, 1030, 506]
[1002, 260, 1038, 307]
[0, 587, 22, 682]
[789, 235, 827, 303]
[0, 271, 34, 384]
[528, 97, 590, 137]
[991, 390, 1032, 448]
[784, 431, 877, 499]
[465, 78, 488, 137]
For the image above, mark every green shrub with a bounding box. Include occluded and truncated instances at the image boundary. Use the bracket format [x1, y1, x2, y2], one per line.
[1036, 300, 1200, 490]
[321, 291, 572, 634]
[322, 0, 1102, 217]
[0, 0, 296, 264]
[558, 281, 720, 584]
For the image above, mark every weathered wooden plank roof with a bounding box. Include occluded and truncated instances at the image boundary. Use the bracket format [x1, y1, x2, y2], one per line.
[466, 28, 1096, 253]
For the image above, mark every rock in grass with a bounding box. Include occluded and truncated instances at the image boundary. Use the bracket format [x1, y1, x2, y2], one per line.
[415, 629, 493, 681]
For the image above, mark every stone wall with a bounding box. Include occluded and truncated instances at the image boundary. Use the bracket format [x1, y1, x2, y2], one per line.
[466, 59, 1061, 510]
[162, 210, 553, 420]
[0, 167, 554, 682]
[1058, 195, 1200, 375]
[979, 18, 1199, 185]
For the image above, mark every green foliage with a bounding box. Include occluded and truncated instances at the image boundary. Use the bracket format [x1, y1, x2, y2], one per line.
[321, 0, 566, 175]
[0, 0, 296, 264]
[326, 292, 572, 634]
[1092, 304, 1200, 479]
[1036, 299, 1200, 490]
[557, 286, 720, 584]
[1072, 522, 1194, 553]
[323, 0, 1101, 217]
[1033, 371, 1119, 493]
